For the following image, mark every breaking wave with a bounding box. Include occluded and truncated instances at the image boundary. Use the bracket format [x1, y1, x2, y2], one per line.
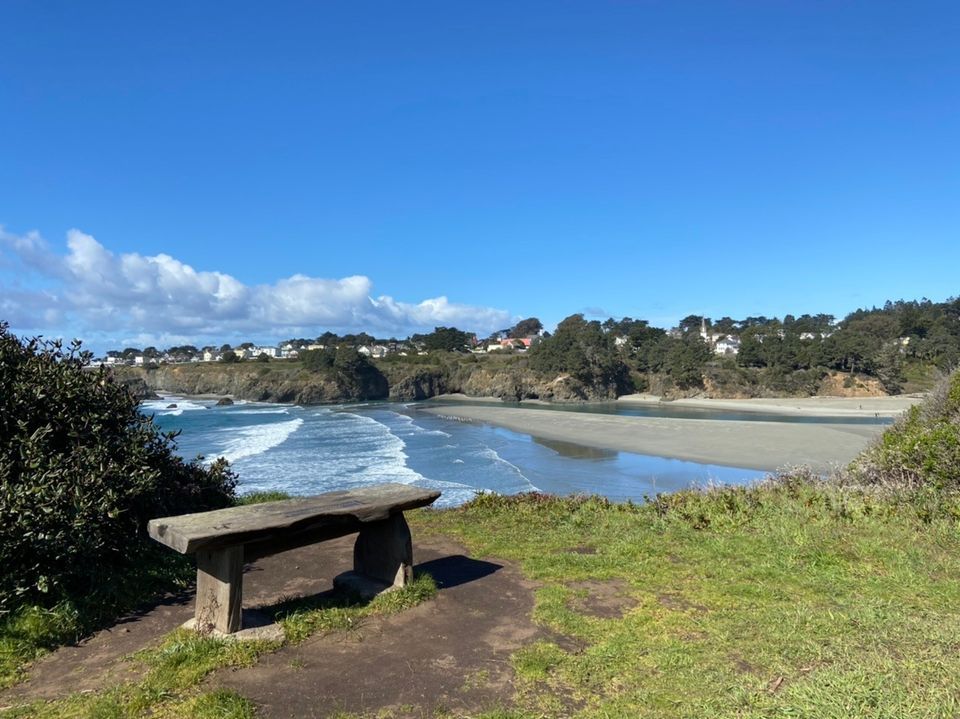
[215, 418, 304, 463]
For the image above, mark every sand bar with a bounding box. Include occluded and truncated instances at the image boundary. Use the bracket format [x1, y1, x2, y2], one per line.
[420, 405, 901, 472]
[616, 394, 923, 417]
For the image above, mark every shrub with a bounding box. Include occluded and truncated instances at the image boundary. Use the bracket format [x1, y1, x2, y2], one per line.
[850, 369, 960, 491]
[300, 347, 335, 370]
[0, 324, 237, 612]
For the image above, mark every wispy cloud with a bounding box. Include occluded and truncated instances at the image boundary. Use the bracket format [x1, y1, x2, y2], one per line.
[0, 227, 513, 346]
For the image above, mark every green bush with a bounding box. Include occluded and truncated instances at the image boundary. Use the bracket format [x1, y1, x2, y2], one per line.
[0, 324, 237, 612]
[851, 369, 960, 491]
[300, 347, 335, 370]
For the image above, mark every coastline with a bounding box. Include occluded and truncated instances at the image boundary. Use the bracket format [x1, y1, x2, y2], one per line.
[149, 389, 916, 473]
[432, 392, 924, 417]
[418, 404, 898, 472]
[616, 394, 923, 417]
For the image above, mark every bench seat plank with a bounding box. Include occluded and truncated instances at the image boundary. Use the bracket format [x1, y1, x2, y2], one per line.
[147, 483, 441, 555]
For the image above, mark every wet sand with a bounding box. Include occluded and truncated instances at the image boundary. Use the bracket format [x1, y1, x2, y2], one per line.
[419, 404, 901, 472]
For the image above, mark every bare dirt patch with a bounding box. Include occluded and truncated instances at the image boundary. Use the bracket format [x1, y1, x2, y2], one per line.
[657, 592, 708, 614]
[567, 579, 635, 619]
[729, 652, 760, 675]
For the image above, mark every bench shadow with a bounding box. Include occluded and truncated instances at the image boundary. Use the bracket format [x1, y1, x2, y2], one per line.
[251, 555, 502, 623]
[415, 555, 502, 590]
[112, 587, 195, 627]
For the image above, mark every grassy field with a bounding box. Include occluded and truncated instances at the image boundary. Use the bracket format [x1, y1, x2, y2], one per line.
[411, 482, 960, 718]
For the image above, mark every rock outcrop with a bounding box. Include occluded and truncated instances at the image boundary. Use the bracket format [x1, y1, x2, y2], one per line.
[114, 360, 621, 407]
[117, 364, 389, 405]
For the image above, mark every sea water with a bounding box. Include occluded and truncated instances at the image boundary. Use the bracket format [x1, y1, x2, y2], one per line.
[147, 396, 768, 507]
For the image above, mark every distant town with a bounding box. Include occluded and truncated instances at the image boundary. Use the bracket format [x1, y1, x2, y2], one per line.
[91, 314, 841, 367]
[91, 322, 547, 367]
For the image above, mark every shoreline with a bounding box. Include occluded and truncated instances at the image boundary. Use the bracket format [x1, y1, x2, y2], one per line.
[419, 404, 895, 472]
[146, 390, 913, 473]
[432, 392, 924, 417]
[616, 394, 923, 417]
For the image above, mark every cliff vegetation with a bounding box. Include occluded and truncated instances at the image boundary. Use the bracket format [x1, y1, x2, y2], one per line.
[112, 296, 960, 404]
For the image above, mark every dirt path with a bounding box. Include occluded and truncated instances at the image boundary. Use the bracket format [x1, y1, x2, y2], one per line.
[2, 535, 541, 717]
[211, 535, 540, 718]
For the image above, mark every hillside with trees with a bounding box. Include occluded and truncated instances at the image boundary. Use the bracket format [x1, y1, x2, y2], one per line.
[108, 297, 960, 403]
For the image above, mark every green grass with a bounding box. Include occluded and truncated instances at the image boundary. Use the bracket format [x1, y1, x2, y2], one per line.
[234, 490, 293, 506]
[0, 548, 195, 691]
[0, 604, 80, 690]
[410, 483, 960, 718]
[276, 572, 436, 643]
[0, 630, 271, 718]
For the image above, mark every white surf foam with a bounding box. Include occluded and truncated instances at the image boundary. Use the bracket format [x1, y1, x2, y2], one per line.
[216, 418, 304, 463]
[321, 412, 426, 485]
[385, 411, 453, 437]
[143, 398, 208, 413]
[477, 447, 539, 492]
[296, 412, 481, 506]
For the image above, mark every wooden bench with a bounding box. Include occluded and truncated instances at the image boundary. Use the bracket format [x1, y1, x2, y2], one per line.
[147, 483, 441, 635]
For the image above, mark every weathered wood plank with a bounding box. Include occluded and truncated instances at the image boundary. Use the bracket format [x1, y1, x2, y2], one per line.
[147, 483, 440, 555]
[195, 545, 243, 634]
[354, 513, 414, 588]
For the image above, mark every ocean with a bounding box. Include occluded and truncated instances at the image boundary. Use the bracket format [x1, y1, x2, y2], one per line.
[146, 396, 770, 507]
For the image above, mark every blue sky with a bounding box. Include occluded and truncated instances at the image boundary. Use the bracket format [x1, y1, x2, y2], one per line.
[1, 1, 958, 352]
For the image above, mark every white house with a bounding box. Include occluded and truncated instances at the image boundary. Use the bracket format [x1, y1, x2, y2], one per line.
[714, 337, 741, 356]
[357, 344, 389, 358]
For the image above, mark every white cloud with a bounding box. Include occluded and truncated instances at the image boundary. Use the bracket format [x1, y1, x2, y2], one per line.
[0, 227, 513, 346]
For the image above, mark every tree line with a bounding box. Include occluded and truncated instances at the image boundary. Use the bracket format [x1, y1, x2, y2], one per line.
[529, 297, 960, 394]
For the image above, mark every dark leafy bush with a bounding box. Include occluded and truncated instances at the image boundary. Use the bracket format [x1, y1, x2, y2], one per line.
[0, 324, 237, 612]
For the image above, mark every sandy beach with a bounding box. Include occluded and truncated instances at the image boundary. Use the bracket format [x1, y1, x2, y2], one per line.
[616, 394, 923, 417]
[419, 402, 912, 472]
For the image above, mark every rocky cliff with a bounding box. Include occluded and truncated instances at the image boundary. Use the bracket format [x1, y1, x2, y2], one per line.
[118, 363, 389, 404]
[115, 359, 621, 405]
[114, 361, 889, 406]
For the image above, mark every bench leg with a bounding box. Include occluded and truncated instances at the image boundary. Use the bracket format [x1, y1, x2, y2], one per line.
[353, 512, 414, 589]
[195, 546, 243, 634]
